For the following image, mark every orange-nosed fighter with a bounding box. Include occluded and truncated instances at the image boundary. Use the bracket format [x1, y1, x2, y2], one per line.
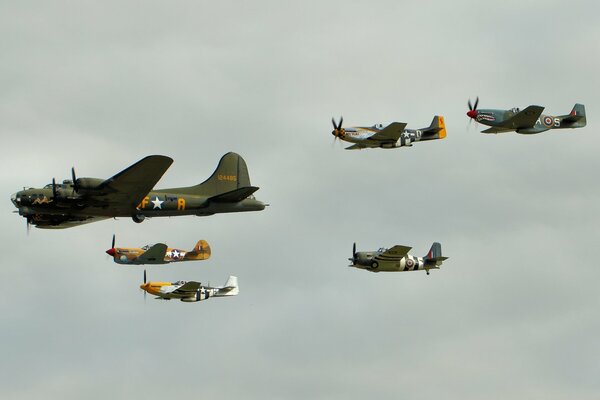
[106, 235, 210, 265]
[140, 271, 239, 303]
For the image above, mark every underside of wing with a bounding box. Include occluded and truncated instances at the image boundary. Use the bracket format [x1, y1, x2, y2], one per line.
[98, 155, 174, 213]
[135, 243, 168, 264]
[173, 281, 202, 294]
[34, 216, 110, 229]
[375, 245, 412, 261]
[503, 105, 544, 129]
[481, 127, 514, 134]
[344, 143, 368, 150]
[368, 122, 407, 142]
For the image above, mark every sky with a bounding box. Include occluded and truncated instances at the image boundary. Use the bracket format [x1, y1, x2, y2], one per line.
[1, 1, 599, 399]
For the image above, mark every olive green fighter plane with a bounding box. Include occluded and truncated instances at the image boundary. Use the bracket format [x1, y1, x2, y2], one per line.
[11, 152, 266, 229]
[466, 97, 586, 134]
[349, 242, 448, 275]
[331, 116, 446, 150]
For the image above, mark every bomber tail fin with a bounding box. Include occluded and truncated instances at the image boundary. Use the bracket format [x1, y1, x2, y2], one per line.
[162, 152, 258, 200]
[424, 242, 448, 267]
[560, 103, 586, 127]
[421, 116, 446, 140]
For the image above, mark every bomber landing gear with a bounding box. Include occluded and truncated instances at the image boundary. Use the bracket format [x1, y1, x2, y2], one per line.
[132, 214, 145, 224]
[426, 270, 430, 276]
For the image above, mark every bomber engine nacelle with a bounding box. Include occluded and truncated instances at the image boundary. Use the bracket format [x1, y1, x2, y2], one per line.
[75, 178, 105, 191]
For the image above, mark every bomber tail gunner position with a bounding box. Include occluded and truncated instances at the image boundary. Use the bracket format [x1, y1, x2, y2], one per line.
[349, 242, 448, 275]
[11, 152, 266, 229]
[331, 115, 446, 150]
[466, 97, 587, 134]
[105, 235, 211, 265]
[140, 271, 239, 303]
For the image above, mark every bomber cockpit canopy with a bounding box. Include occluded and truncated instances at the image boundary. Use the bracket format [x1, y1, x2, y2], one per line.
[373, 123, 384, 129]
[173, 280, 187, 286]
[378, 247, 386, 252]
[511, 107, 520, 113]
[44, 183, 66, 189]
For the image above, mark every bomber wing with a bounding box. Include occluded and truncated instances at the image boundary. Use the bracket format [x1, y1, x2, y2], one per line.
[502, 105, 544, 129]
[134, 243, 168, 264]
[367, 122, 407, 142]
[34, 216, 110, 229]
[375, 245, 412, 261]
[96, 155, 173, 213]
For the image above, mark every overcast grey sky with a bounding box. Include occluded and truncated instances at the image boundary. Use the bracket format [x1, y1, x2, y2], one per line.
[1, 1, 599, 399]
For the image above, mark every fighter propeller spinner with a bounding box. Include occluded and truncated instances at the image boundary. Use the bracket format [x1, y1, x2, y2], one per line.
[330, 116, 446, 150]
[349, 242, 448, 275]
[466, 97, 586, 134]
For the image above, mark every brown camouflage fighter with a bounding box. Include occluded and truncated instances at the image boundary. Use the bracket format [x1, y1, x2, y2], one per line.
[105, 235, 211, 265]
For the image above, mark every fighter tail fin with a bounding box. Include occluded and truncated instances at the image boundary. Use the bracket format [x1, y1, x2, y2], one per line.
[219, 276, 239, 296]
[424, 242, 448, 266]
[560, 103, 586, 127]
[422, 116, 446, 139]
[184, 240, 211, 260]
[160, 152, 258, 200]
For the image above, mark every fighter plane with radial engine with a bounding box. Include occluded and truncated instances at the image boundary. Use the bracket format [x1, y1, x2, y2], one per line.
[11, 152, 266, 229]
[105, 234, 210, 265]
[140, 270, 239, 302]
[331, 115, 446, 150]
[349, 242, 448, 275]
[466, 97, 586, 134]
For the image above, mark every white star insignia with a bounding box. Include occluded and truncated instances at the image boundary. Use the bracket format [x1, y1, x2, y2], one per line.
[171, 250, 180, 259]
[151, 196, 164, 209]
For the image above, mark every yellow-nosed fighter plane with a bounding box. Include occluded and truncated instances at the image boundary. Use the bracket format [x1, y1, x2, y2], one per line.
[106, 235, 210, 265]
[140, 271, 238, 302]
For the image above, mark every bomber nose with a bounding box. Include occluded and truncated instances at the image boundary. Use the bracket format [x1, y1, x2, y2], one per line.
[106, 248, 116, 256]
[466, 110, 477, 119]
[10, 192, 19, 207]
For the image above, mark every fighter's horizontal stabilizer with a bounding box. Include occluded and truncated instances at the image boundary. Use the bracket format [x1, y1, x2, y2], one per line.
[424, 242, 448, 266]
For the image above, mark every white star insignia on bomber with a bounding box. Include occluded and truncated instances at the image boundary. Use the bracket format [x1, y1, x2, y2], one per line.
[171, 250, 180, 259]
[151, 196, 164, 209]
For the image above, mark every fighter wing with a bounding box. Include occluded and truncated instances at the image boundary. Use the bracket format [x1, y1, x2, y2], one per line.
[481, 127, 514, 134]
[502, 106, 544, 129]
[97, 155, 174, 213]
[172, 281, 202, 294]
[375, 245, 412, 261]
[134, 243, 168, 264]
[367, 122, 407, 142]
[344, 143, 367, 150]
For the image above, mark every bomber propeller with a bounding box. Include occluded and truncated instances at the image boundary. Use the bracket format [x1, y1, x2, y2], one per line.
[71, 167, 79, 192]
[52, 178, 57, 199]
